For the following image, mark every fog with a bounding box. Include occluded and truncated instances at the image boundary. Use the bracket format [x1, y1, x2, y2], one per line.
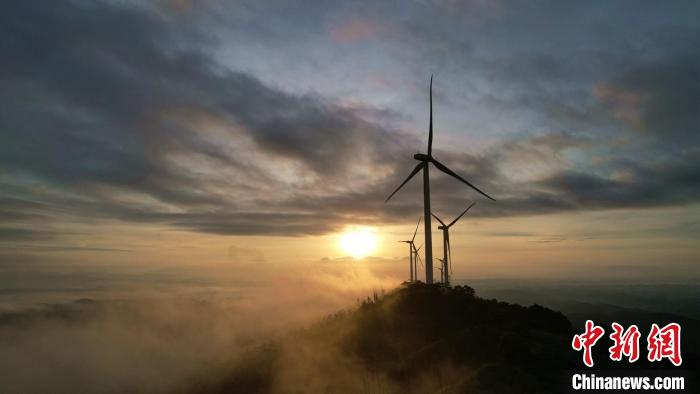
[1, 260, 696, 393]
[0, 262, 400, 393]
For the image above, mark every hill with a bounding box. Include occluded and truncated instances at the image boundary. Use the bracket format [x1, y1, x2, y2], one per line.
[186, 283, 575, 393]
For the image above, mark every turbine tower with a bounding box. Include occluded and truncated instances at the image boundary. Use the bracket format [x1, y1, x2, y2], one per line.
[386, 76, 494, 284]
[399, 217, 421, 282]
[432, 202, 476, 286]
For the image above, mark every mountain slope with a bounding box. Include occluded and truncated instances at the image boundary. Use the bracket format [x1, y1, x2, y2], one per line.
[187, 283, 575, 393]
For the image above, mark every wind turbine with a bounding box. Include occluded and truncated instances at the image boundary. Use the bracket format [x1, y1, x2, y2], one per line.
[413, 244, 423, 281]
[436, 259, 445, 283]
[431, 202, 476, 286]
[385, 76, 495, 284]
[399, 217, 421, 282]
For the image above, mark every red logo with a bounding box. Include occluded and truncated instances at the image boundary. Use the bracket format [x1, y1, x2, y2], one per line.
[572, 321, 682, 367]
[609, 323, 640, 363]
[647, 323, 682, 366]
[572, 320, 605, 367]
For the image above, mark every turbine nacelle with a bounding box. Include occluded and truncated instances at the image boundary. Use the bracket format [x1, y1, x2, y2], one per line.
[413, 153, 430, 161]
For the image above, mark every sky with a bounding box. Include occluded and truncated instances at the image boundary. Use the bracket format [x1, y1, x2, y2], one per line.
[1, 0, 699, 291]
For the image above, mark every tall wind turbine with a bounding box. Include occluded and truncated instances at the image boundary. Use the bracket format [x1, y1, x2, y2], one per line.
[399, 217, 421, 282]
[386, 76, 495, 284]
[432, 202, 476, 286]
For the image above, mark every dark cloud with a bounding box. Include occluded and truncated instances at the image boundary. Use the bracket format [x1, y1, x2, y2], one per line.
[0, 228, 53, 242]
[0, 0, 698, 240]
[0, 0, 408, 236]
[595, 52, 700, 145]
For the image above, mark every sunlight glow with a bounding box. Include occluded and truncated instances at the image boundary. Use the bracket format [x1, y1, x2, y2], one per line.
[339, 227, 378, 259]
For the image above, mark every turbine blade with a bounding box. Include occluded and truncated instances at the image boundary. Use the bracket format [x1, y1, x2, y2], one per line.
[430, 158, 495, 201]
[428, 75, 433, 156]
[411, 216, 422, 242]
[448, 202, 476, 227]
[430, 212, 446, 227]
[385, 163, 424, 202]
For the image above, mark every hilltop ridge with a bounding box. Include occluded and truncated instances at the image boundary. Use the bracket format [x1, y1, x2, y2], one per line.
[188, 283, 575, 393]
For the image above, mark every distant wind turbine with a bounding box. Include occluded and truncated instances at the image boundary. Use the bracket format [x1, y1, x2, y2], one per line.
[386, 76, 494, 284]
[399, 217, 421, 282]
[413, 243, 423, 281]
[436, 259, 445, 283]
[432, 202, 476, 286]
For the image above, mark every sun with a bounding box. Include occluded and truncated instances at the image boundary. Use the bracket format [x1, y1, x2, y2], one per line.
[339, 227, 378, 259]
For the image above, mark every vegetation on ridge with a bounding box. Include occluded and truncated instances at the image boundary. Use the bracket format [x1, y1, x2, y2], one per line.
[187, 283, 575, 394]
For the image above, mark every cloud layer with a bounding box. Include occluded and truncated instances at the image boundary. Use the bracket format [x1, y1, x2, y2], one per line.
[0, 0, 698, 243]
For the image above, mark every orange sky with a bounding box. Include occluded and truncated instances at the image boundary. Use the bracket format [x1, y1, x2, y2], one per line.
[7, 204, 696, 286]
